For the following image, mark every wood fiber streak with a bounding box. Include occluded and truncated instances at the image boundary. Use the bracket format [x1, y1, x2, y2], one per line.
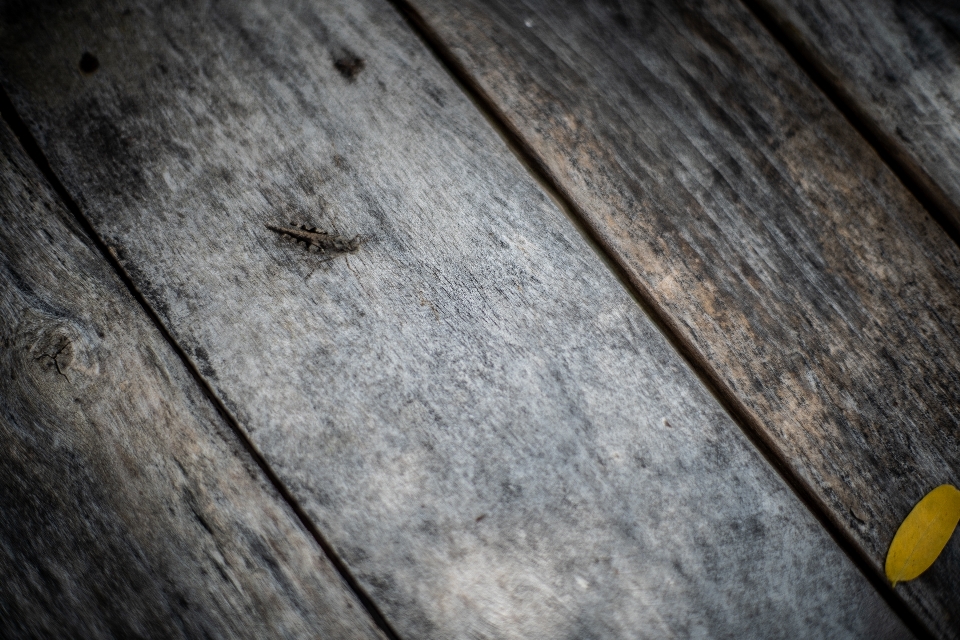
[402, 0, 960, 635]
[0, 121, 383, 639]
[749, 0, 960, 239]
[0, 0, 908, 638]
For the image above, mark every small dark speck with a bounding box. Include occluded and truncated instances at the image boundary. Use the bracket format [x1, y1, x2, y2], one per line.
[79, 52, 99, 75]
[475, 514, 486, 523]
[663, 418, 672, 428]
[334, 55, 365, 80]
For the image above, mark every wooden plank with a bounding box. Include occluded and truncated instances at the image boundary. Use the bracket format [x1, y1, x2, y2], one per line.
[390, 0, 960, 636]
[0, 0, 908, 637]
[746, 0, 960, 240]
[0, 120, 384, 639]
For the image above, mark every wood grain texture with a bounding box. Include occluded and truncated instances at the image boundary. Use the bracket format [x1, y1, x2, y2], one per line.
[0, 120, 384, 639]
[398, 0, 960, 635]
[0, 0, 909, 637]
[747, 0, 960, 240]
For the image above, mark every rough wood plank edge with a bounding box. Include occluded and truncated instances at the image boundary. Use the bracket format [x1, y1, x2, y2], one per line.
[0, 83, 404, 640]
[384, 3, 933, 636]
[0, 110, 387, 640]
[392, 0, 960, 632]
[740, 0, 960, 247]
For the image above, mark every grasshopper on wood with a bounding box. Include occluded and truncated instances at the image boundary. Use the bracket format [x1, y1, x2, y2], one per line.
[266, 223, 363, 256]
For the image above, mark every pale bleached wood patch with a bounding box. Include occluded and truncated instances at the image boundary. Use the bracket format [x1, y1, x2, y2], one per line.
[0, 120, 384, 639]
[400, 0, 960, 636]
[0, 0, 908, 637]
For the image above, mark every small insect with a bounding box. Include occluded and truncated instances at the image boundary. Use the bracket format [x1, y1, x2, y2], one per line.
[266, 222, 363, 256]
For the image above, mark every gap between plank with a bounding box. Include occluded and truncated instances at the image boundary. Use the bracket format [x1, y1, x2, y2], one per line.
[740, 0, 960, 249]
[384, 1, 935, 637]
[0, 85, 405, 640]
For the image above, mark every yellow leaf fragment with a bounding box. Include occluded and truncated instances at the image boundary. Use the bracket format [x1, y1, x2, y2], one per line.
[886, 484, 960, 586]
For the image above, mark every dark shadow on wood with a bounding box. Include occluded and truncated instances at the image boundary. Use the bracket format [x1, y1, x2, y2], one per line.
[0, 84, 405, 640]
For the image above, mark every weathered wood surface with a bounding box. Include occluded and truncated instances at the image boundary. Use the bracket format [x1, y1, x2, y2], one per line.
[0, 121, 384, 638]
[401, 0, 960, 636]
[748, 0, 960, 239]
[0, 0, 909, 637]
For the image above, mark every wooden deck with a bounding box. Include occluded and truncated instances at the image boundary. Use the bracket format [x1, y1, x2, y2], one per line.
[0, 0, 957, 637]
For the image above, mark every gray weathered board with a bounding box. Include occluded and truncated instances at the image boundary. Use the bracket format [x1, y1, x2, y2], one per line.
[0, 0, 910, 637]
[402, 0, 960, 636]
[749, 0, 960, 239]
[0, 121, 383, 638]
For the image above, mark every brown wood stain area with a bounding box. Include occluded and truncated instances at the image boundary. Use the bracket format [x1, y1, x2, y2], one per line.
[747, 0, 960, 244]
